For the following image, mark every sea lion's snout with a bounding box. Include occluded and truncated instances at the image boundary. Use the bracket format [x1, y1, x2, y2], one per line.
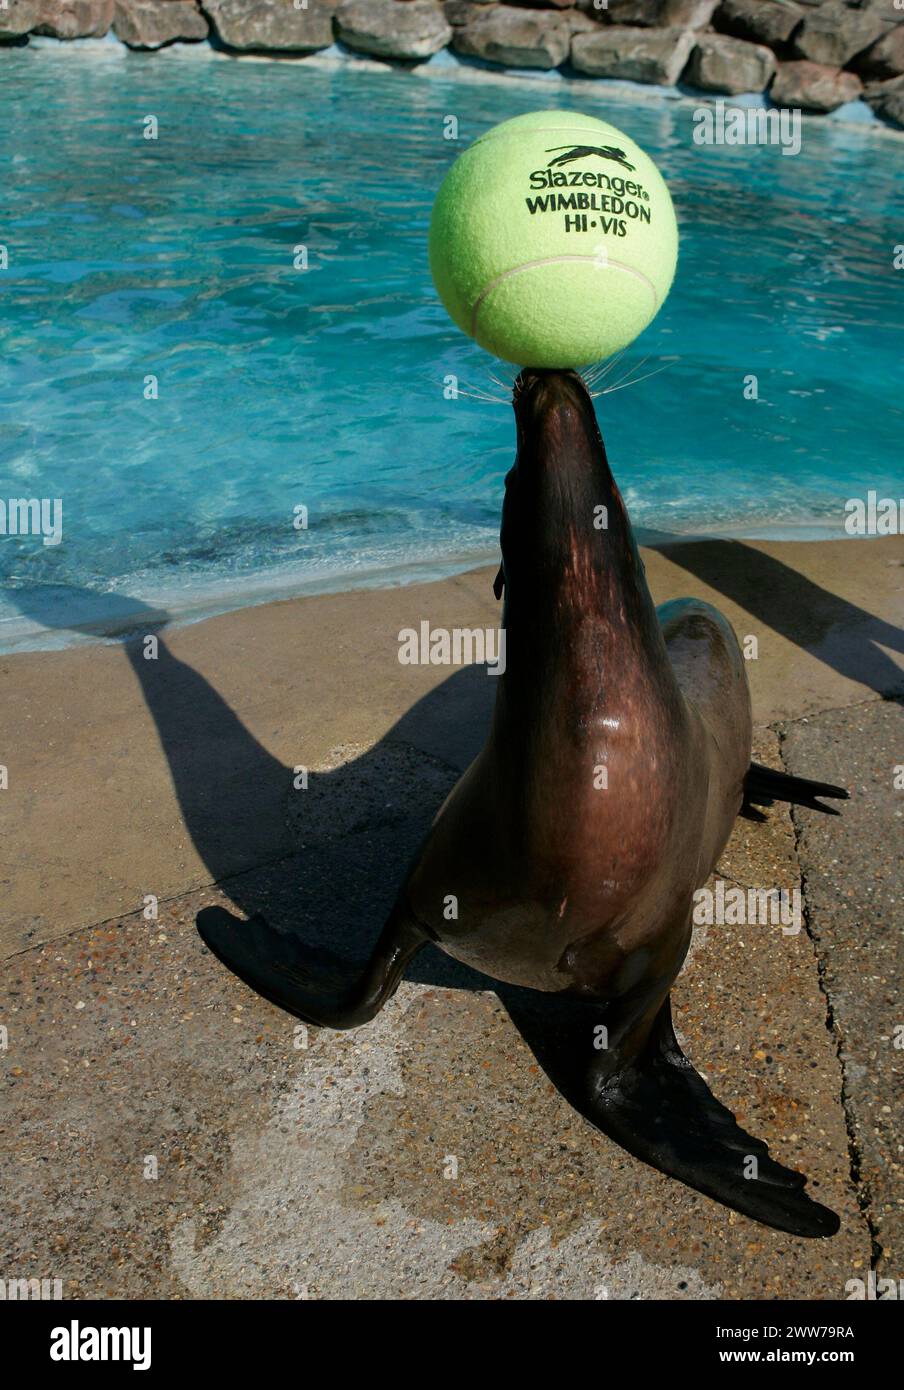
[513, 366, 584, 407]
[512, 368, 595, 456]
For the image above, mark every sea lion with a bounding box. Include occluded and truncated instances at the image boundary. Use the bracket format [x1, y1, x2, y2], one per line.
[199, 368, 848, 1237]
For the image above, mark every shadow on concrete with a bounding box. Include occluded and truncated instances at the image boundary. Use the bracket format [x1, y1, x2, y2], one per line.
[9, 584, 496, 997]
[9, 537, 901, 1014]
[645, 535, 904, 700]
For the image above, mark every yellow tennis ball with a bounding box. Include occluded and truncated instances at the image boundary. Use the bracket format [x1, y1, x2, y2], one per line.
[429, 110, 678, 368]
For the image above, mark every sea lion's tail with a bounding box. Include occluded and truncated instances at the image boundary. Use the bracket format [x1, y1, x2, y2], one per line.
[197, 905, 427, 1030]
[503, 992, 840, 1238]
[742, 761, 849, 819]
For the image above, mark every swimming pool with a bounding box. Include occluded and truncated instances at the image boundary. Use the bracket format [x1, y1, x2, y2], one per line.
[1, 44, 901, 649]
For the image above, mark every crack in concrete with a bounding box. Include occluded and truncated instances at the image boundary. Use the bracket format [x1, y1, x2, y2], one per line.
[776, 722, 883, 1270]
[776, 689, 902, 729]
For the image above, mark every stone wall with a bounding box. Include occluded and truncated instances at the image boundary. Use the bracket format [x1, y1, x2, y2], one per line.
[1, 0, 902, 128]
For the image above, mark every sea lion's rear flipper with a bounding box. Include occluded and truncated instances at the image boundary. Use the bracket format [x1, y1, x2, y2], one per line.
[591, 998, 840, 1238]
[196, 905, 427, 1030]
[742, 761, 849, 817]
[502, 990, 839, 1238]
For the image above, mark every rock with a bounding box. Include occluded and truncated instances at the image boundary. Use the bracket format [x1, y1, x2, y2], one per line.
[714, 0, 803, 49]
[453, 3, 571, 67]
[571, 23, 696, 84]
[113, 0, 208, 48]
[443, 0, 489, 25]
[34, 0, 114, 36]
[594, 0, 660, 23]
[336, 0, 451, 58]
[685, 32, 775, 93]
[203, 0, 336, 51]
[660, 0, 718, 26]
[0, 0, 44, 39]
[771, 58, 863, 112]
[878, 97, 904, 128]
[567, 8, 598, 34]
[869, 84, 904, 126]
[792, 0, 885, 67]
[863, 70, 904, 100]
[508, 0, 574, 9]
[855, 23, 904, 80]
[856, 0, 901, 24]
[597, 0, 716, 25]
[862, 70, 904, 124]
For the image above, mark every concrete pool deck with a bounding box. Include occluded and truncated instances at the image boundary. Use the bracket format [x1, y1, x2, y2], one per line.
[1, 534, 902, 1298]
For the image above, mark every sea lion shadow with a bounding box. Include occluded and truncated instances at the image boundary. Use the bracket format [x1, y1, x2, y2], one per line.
[7, 586, 644, 1072]
[8, 584, 495, 999]
[10, 547, 900, 1020]
[641, 533, 904, 699]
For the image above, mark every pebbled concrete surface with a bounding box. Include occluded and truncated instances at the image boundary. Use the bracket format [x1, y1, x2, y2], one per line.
[0, 727, 872, 1299]
[781, 698, 904, 1284]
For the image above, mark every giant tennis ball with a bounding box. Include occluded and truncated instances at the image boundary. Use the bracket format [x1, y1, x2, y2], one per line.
[429, 110, 678, 368]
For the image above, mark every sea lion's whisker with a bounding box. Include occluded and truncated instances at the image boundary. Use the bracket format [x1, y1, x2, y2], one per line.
[600, 359, 676, 395]
[424, 370, 508, 405]
[456, 378, 509, 403]
[583, 350, 629, 388]
[455, 387, 509, 405]
[603, 353, 651, 393]
[465, 374, 514, 403]
[581, 360, 612, 387]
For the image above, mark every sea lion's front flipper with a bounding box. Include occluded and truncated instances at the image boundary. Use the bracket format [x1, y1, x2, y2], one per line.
[196, 904, 427, 1030]
[743, 761, 849, 817]
[502, 991, 840, 1238]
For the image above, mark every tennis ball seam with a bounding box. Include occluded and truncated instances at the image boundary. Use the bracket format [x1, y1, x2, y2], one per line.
[469, 256, 658, 341]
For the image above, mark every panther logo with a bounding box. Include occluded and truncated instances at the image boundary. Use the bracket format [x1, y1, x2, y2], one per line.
[545, 144, 636, 173]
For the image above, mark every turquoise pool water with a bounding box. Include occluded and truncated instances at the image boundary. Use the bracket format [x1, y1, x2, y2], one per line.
[1, 45, 902, 649]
